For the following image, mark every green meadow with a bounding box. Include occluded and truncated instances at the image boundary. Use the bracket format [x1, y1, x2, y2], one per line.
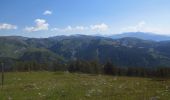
[0, 72, 170, 100]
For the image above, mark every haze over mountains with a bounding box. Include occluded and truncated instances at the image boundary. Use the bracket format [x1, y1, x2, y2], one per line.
[1, 32, 170, 69]
[110, 32, 170, 41]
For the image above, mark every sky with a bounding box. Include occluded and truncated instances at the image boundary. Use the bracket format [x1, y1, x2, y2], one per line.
[0, 0, 170, 38]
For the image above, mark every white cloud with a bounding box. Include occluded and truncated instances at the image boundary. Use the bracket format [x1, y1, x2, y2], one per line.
[43, 10, 52, 15]
[121, 21, 170, 35]
[64, 26, 73, 31]
[75, 26, 88, 31]
[51, 25, 88, 32]
[25, 19, 49, 32]
[120, 21, 170, 36]
[121, 21, 146, 32]
[51, 23, 109, 34]
[0, 23, 17, 30]
[90, 23, 109, 32]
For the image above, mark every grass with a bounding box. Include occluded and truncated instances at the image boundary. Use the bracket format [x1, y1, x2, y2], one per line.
[0, 71, 170, 100]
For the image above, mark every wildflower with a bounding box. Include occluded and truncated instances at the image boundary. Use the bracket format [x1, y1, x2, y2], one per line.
[150, 96, 160, 100]
[85, 93, 91, 97]
[136, 82, 140, 85]
[38, 92, 41, 96]
[8, 96, 12, 100]
[114, 77, 117, 81]
[165, 85, 170, 91]
[97, 89, 102, 93]
[17, 78, 21, 81]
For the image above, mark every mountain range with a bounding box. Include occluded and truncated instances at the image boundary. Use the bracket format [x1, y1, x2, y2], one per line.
[0, 32, 170, 68]
[110, 32, 170, 41]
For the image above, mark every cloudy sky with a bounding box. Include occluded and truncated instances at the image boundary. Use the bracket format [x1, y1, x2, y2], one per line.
[0, 0, 170, 37]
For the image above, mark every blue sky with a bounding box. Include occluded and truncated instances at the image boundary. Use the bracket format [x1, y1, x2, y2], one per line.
[0, 0, 170, 37]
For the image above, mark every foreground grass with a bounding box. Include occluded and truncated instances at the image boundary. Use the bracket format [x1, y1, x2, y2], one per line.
[0, 72, 170, 100]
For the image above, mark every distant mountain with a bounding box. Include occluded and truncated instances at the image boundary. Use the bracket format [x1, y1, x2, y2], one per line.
[0, 35, 170, 68]
[110, 32, 170, 41]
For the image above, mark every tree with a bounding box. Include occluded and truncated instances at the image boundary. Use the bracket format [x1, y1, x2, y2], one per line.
[104, 61, 115, 75]
[1, 62, 4, 87]
[68, 62, 76, 72]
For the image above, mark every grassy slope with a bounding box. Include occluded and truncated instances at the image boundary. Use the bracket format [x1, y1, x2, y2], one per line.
[0, 72, 170, 100]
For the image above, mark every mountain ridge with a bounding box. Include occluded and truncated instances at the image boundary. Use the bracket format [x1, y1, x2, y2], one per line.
[109, 32, 170, 41]
[0, 34, 170, 68]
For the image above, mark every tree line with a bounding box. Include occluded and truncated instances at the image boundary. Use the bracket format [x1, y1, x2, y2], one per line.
[1, 60, 170, 77]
